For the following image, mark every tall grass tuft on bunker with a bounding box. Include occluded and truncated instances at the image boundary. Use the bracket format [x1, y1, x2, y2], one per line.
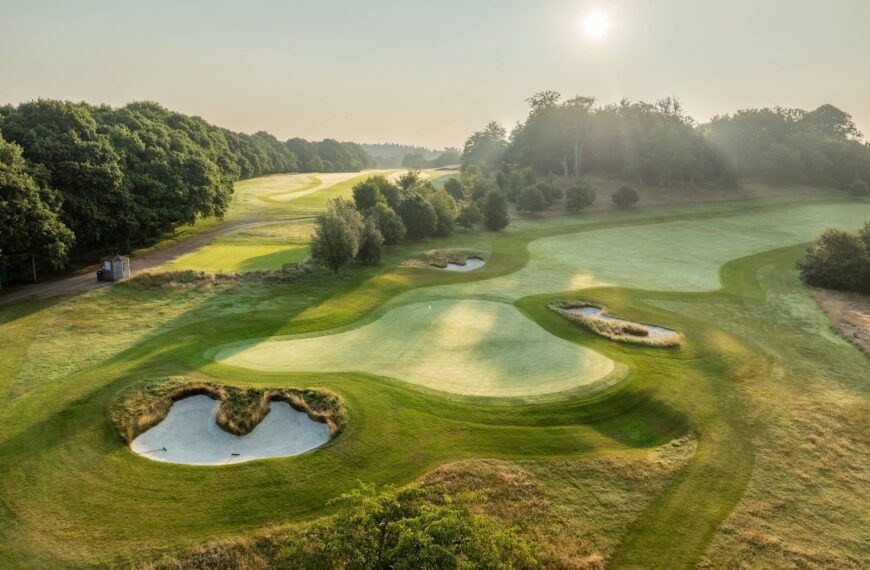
[548, 300, 683, 347]
[110, 376, 346, 443]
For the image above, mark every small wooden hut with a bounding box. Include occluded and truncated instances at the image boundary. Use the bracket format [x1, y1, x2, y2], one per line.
[97, 255, 130, 282]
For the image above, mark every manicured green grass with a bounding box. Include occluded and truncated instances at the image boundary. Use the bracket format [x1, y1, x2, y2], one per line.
[0, 196, 867, 568]
[163, 221, 315, 272]
[165, 244, 309, 272]
[406, 201, 870, 301]
[215, 299, 616, 397]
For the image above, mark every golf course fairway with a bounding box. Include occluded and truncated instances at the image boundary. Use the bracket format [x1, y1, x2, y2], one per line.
[0, 193, 867, 568]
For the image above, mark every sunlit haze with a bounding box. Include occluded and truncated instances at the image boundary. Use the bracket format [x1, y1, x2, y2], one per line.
[1, 0, 869, 147]
[582, 9, 611, 41]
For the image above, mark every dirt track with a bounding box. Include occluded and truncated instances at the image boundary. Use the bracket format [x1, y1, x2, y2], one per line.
[0, 218, 312, 306]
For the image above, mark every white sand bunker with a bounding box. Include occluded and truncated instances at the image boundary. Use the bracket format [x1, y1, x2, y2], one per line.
[564, 305, 682, 346]
[214, 300, 616, 398]
[440, 257, 486, 272]
[130, 395, 330, 465]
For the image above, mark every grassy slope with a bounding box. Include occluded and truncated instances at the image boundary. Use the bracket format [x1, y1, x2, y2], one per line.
[0, 197, 867, 567]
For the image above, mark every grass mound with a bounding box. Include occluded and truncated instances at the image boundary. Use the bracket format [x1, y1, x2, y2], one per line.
[110, 376, 346, 443]
[548, 300, 683, 347]
[403, 249, 487, 269]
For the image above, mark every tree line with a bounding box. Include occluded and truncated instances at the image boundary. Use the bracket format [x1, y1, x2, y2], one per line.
[362, 143, 462, 170]
[0, 99, 375, 273]
[311, 169, 509, 273]
[401, 148, 461, 169]
[462, 91, 870, 193]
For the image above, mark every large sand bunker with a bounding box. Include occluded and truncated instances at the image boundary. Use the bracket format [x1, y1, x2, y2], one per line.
[130, 395, 330, 465]
[214, 300, 616, 398]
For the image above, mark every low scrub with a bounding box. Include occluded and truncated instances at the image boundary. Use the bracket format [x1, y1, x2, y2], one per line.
[404, 249, 487, 269]
[548, 300, 682, 347]
[138, 482, 541, 570]
[125, 266, 322, 291]
[110, 376, 346, 443]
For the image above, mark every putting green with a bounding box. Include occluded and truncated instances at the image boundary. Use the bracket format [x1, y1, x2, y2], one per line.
[214, 299, 616, 397]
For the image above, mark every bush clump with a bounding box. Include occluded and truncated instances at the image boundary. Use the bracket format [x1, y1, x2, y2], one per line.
[565, 181, 596, 213]
[612, 185, 639, 208]
[797, 222, 870, 293]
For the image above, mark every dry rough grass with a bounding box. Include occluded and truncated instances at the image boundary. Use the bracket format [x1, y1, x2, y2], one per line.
[110, 376, 346, 443]
[128, 267, 318, 290]
[809, 287, 870, 354]
[135, 438, 695, 570]
[548, 300, 683, 347]
[137, 537, 276, 570]
[402, 249, 487, 269]
[656, 265, 870, 569]
[423, 436, 696, 569]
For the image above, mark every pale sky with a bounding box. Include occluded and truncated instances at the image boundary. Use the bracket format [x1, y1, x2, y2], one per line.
[1, 1, 868, 148]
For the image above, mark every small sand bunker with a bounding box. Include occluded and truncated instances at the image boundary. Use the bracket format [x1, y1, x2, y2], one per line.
[130, 395, 330, 465]
[551, 302, 682, 347]
[441, 257, 486, 272]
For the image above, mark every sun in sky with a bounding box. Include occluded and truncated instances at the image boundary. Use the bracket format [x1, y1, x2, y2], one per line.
[582, 9, 612, 41]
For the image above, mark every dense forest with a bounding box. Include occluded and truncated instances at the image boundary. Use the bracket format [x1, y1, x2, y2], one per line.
[462, 91, 870, 191]
[0, 99, 374, 272]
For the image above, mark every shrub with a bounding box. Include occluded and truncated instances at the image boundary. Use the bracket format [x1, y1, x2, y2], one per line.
[276, 483, 542, 569]
[428, 189, 457, 237]
[397, 193, 438, 239]
[456, 202, 482, 231]
[351, 176, 393, 212]
[797, 227, 870, 293]
[310, 198, 363, 273]
[537, 181, 562, 207]
[612, 185, 639, 208]
[373, 204, 406, 245]
[517, 186, 547, 214]
[482, 189, 510, 231]
[565, 182, 596, 212]
[443, 177, 466, 201]
[356, 217, 385, 265]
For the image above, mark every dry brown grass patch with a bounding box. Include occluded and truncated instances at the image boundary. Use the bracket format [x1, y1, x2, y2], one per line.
[423, 436, 696, 568]
[809, 287, 870, 354]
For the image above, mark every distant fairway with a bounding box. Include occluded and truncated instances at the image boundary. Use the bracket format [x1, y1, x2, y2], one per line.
[162, 169, 456, 273]
[164, 244, 309, 272]
[405, 202, 870, 303]
[164, 221, 313, 272]
[215, 299, 616, 397]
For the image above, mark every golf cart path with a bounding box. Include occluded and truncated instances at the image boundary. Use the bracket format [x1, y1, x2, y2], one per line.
[0, 217, 313, 306]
